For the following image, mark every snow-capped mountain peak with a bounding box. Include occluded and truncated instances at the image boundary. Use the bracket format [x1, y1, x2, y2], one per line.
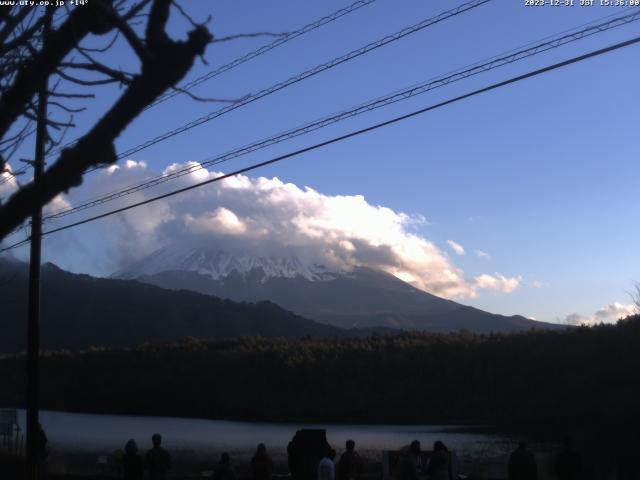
[114, 245, 337, 282]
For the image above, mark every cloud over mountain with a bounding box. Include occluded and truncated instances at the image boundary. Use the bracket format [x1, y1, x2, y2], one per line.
[565, 302, 637, 326]
[4, 160, 521, 300]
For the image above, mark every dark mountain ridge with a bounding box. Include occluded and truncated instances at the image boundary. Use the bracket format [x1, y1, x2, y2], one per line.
[134, 263, 562, 333]
[0, 257, 345, 353]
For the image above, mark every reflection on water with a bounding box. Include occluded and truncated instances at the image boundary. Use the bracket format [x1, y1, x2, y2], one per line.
[15, 409, 516, 461]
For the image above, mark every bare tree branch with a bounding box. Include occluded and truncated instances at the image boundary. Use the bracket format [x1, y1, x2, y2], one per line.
[93, 1, 151, 62]
[631, 282, 640, 314]
[214, 32, 289, 43]
[0, 8, 31, 45]
[48, 101, 86, 114]
[55, 68, 123, 86]
[0, 0, 212, 240]
[171, 0, 211, 29]
[0, 121, 33, 147]
[48, 91, 96, 99]
[0, 17, 44, 56]
[0, 1, 118, 142]
[60, 60, 133, 85]
[122, 0, 154, 21]
[79, 30, 120, 53]
[168, 85, 243, 104]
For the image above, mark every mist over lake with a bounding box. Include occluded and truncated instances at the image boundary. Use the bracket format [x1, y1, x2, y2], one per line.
[15, 409, 516, 462]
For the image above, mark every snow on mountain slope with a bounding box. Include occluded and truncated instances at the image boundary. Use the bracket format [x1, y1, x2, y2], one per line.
[112, 245, 564, 333]
[114, 245, 337, 282]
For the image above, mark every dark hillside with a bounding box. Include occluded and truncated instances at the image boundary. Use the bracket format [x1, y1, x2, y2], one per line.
[0, 258, 343, 352]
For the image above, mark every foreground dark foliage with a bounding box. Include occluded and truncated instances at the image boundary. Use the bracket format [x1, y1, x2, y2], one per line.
[1, 316, 639, 432]
[0, 0, 212, 241]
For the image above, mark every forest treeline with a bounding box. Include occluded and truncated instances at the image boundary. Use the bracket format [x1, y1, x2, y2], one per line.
[1, 316, 639, 433]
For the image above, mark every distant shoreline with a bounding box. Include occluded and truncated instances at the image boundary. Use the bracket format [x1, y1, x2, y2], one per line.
[2, 404, 498, 430]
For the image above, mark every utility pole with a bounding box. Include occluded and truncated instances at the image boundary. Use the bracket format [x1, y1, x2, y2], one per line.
[26, 8, 51, 480]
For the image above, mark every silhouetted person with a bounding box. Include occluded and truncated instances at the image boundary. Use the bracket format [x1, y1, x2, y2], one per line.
[122, 439, 143, 480]
[338, 440, 363, 480]
[399, 440, 422, 480]
[555, 437, 582, 480]
[427, 441, 450, 480]
[508, 441, 538, 480]
[144, 433, 171, 480]
[252, 443, 274, 480]
[214, 452, 237, 480]
[318, 448, 336, 480]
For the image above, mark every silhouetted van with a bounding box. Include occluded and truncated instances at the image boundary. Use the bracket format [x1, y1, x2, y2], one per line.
[288, 429, 333, 480]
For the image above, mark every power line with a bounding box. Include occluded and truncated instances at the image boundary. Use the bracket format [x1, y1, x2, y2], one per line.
[1, 236, 31, 252]
[42, 9, 640, 221]
[0, 163, 31, 186]
[8, 0, 488, 216]
[101, 0, 492, 164]
[149, 0, 379, 109]
[3, 33, 638, 253]
[0, 172, 22, 186]
[45, 0, 380, 159]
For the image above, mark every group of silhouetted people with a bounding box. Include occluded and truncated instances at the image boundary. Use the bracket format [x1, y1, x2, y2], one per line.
[397, 440, 454, 480]
[121, 433, 171, 480]
[117, 432, 587, 480]
[208, 443, 275, 480]
[120, 436, 276, 480]
[209, 443, 277, 480]
[317, 439, 364, 480]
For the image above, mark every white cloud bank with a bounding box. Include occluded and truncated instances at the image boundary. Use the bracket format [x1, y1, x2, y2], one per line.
[565, 302, 637, 326]
[3, 160, 522, 300]
[474, 273, 522, 294]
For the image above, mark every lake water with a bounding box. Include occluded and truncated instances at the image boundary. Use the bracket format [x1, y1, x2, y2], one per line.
[11, 409, 517, 463]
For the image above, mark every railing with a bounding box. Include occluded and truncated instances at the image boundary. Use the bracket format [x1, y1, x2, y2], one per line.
[0, 408, 23, 456]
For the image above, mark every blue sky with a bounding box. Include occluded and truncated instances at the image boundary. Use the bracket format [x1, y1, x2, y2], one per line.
[2, 0, 640, 323]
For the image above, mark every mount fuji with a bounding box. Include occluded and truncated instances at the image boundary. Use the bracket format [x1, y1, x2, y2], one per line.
[115, 245, 561, 333]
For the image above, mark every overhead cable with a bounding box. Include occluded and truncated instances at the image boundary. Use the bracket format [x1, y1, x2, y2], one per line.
[107, 0, 492, 163]
[44, 0, 378, 158]
[43, 9, 640, 221]
[2, 32, 638, 254]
